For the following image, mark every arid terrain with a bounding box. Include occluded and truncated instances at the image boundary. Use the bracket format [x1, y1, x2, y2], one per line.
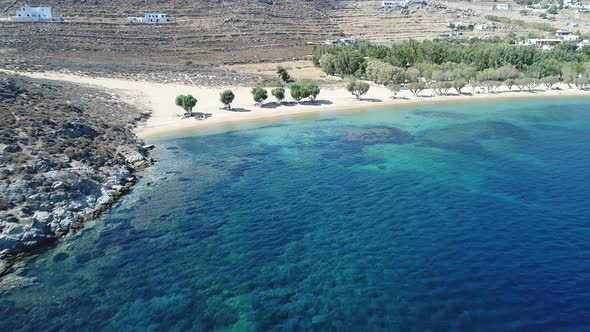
[1, 0, 589, 83]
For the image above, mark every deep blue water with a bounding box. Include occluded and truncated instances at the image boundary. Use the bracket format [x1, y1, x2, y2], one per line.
[2, 98, 590, 331]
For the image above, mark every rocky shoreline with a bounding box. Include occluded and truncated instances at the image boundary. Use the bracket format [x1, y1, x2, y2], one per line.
[0, 73, 153, 275]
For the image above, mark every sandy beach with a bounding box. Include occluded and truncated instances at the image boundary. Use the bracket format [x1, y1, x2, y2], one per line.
[3, 69, 589, 139]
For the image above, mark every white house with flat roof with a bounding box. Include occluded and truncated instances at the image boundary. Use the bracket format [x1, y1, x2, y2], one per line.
[555, 30, 581, 41]
[128, 13, 168, 24]
[495, 3, 511, 11]
[10, 4, 54, 21]
[382, 1, 408, 8]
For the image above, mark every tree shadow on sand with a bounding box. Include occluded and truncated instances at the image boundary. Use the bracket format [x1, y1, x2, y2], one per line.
[261, 102, 282, 109]
[300, 100, 334, 106]
[194, 112, 213, 119]
[360, 98, 383, 102]
[229, 108, 252, 113]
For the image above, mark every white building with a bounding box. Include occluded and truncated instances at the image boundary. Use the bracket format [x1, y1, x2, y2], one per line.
[563, 0, 580, 8]
[128, 13, 168, 24]
[555, 30, 581, 41]
[526, 38, 562, 50]
[473, 22, 496, 30]
[11, 4, 54, 21]
[495, 4, 511, 11]
[338, 38, 358, 45]
[382, 1, 408, 8]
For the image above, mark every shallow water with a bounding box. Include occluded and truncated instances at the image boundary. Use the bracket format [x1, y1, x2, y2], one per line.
[2, 98, 590, 331]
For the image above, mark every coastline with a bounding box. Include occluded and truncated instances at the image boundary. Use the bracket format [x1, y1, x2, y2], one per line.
[1, 68, 589, 282]
[0, 73, 153, 278]
[2, 69, 589, 140]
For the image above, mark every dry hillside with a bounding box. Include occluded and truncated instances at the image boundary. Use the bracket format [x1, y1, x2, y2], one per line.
[0, 0, 587, 79]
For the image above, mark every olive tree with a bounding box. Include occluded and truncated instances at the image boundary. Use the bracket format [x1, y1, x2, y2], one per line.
[504, 78, 516, 90]
[346, 81, 370, 100]
[271, 87, 285, 103]
[175, 94, 197, 117]
[290, 84, 309, 103]
[277, 66, 291, 83]
[388, 83, 401, 99]
[574, 77, 590, 90]
[541, 76, 559, 89]
[452, 79, 467, 94]
[220, 90, 235, 110]
[251, 87, 268, 106]
[408, 81, 426, 97]
[320, 54, 337, 76]
[306, 83, 321, 102]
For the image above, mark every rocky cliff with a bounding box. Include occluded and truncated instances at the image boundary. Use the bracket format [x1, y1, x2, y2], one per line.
[0, 73, 152, 272]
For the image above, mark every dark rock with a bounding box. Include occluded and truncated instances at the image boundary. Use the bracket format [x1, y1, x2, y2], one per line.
[2, 144, 21, 153]
[60, 122, 99, 138]
[0, 73, 152, 267]
[52, 252, 69, 262]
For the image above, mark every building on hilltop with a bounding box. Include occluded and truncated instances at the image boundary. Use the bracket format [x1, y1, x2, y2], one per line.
[495, 4, 511, 11]
[473, 22, 496, 30]
[10, 4, 62, 22]
[338, 38, 358, 45]
[555, 30, 581, 42]
[525, 38, 562, 50]
[128, 13, 168, 24]
[563, 0, 581, 8]
[381, 1, 408, 8]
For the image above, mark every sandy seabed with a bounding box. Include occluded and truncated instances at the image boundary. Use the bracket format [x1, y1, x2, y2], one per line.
[3, 69, 589, 140]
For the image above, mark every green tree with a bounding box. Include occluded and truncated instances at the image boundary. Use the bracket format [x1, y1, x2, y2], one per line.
[452, 79, 467, 94]
[572, 63, 586, 77]
[504, 78, 516, 90]
[277, 66, 291, 83]
[530, 59, 562, 78]
[366, 59, 407, 85]
[290, 84, 309, 103]
[408, 81, 426, 97]
[333, 49, 365, 76]
[574, 77, 590, 90]
[251, 87, 268, 106]
[271, 87, 285, 103]
[175, 94, 197, 117]
[541, 76, 559, 89]
[320, 54, 336, 76]
[388, 83, 401, 99]
[346, 81, 370, 100]
[405, 67, 421, 82]
[306, 83, 320, 102]
[431, 81, 452, 95]
[220, 90, 235, 110]
[516, 78, 539, 92]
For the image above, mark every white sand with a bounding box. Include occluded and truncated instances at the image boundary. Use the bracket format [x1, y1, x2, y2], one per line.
[3, 69, 589, 139]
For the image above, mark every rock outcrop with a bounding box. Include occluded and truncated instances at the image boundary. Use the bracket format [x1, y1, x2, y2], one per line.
[0, 74, 152, 270]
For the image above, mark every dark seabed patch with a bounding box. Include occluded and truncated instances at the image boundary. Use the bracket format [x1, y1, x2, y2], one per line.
[316, 117, 340, 122]
[413, 110, 476, 120]
[341, 125, 414, 145]
[52, 252, 69, 262]
[418, 120, 528, 145]
[258, 123, 290, 129]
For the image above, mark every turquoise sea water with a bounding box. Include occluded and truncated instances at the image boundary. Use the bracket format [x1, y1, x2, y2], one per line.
[2, 97, 590, 331]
